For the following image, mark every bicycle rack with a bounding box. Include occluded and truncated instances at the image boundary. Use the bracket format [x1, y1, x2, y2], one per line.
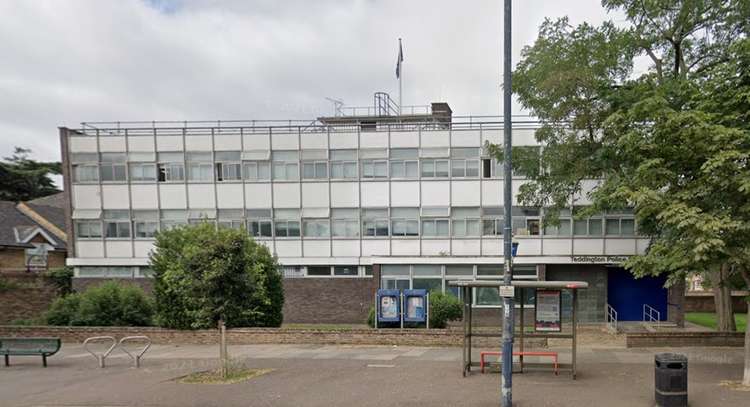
[83, 336, 117, 368]
[119, 336, 152, 368]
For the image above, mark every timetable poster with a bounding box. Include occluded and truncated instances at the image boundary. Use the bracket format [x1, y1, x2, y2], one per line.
[535, 289, 562, 332]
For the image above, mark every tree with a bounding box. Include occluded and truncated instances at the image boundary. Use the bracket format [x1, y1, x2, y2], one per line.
[499, 0, 750, 385]
[0, 147, 61, 201]
[149, 222, 284, 329]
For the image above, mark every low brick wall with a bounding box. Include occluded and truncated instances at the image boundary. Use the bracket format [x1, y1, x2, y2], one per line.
[0, 273, 58, 324]
[0, 325, 546, 348]
[684, 291, 748, 313]
[626, 331, 745, 348]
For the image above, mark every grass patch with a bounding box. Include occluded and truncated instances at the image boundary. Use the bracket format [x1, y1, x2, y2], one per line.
[685, 312, 747, 332]
[178, 368, 273, 385]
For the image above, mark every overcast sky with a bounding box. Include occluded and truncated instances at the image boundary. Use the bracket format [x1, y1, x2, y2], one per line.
[0, 0, 620, 165]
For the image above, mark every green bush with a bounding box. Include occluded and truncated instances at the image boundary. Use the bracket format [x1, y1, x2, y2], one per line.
[150, 222, 284, 329]
[366, 306, 375, 328]
[44, 267, 74, 296]
[45, 281, 153, 326]
[429, 291, 463, 328]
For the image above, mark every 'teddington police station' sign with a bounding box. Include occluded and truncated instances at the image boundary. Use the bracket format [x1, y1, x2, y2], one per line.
[571, 255, 629, 264]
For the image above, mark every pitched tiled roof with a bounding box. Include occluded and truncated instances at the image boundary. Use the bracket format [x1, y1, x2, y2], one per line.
[0, 200, 65, 250]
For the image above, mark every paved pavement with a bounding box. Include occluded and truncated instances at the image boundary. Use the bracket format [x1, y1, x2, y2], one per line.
[0, 343, 746, 406]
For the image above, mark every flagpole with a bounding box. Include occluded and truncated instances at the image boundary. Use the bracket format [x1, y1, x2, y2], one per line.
[398, 38, 403, 115]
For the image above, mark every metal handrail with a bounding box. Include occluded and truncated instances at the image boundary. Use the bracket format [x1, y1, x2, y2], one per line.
[118, 336, 152, 368]
[83, 336, 117, 368]
[643, 304, 661, 326]
[606, 304, 618, 333]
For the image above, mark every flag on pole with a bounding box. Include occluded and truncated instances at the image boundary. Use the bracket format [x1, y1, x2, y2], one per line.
[396, 39, 403, 79]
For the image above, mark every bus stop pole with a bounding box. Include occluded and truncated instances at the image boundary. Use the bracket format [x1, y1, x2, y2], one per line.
[501, 0, 514, 404]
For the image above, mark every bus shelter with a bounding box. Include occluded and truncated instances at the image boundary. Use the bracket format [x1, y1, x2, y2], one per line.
[449, 280, 589, 379]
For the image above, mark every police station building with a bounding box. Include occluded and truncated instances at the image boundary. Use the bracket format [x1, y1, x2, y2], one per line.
[59, 96, 673, 325]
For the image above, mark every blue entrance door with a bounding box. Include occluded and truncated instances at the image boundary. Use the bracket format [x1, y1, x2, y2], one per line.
[607, 267, 668, 321]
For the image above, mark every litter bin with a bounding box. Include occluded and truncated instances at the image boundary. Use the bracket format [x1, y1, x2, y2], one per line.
[655, 353, 687, 407]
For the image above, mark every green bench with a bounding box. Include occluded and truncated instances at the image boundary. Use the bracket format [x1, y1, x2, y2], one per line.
[0, 337, 61, 367]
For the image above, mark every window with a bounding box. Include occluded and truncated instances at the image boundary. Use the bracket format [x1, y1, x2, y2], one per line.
[129, 163, 157, 182]
[482, 207, 504, 236]
[217, 209, 244, 229]
[413, 278, 442, 292]
[362, 208, 389, 237]
[421, 207, 450, 237]
[133, 210, 158, 238]
[334, 265, 358, 276]
[103, 210, 131, 238]
[301, 149, 328, 180]
[450, 148, 480, 178]
[76, 220, 102, 238]
[413, 265, 441, 276]
[382, 265, 410, 276]
[307, 266, 331, 276]
[451, 207, 481, 237]
[605, 217, 636, 236]
[389, 148, 418, 178]
[477, 264, 502, 277]
[100, 153, 127, 181]
[363, 265, 373, 276]
[543, 210, 572, 236]
[481, 158, 503, 178]
[78, 266, 135, 278]
[330, 150, 358, 179]
[512, 207, 541, 236]
[361, 149, 388, 179]
[420, 159, 450, 178]
[188, 209, 216, 224]
[272, 151, 299, 180]
[446, 265, 474, 276]
[157, 152, 185, 182]
[243, 161, 270, 181]
[187, 152, 213, 181]
[274, 209, 300, 237]
[391, 207, 419, 237]
[215, 151, 241, 181]
[161, 210, 187, 230]
[247, 209, 273, 237]
[71, 153, 99, 183]
[303, 219, 330, 237]
[331, 208, 359, 237]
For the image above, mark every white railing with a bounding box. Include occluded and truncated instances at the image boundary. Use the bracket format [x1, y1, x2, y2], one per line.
[606, 303, 618, 333]
[643, 304, 661, 327]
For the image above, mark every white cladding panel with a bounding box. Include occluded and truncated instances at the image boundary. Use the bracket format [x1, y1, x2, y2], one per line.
[330, 182, 359, 207]
[105, 241, 132, 257]
[515, 238, 542, 256]
[390, 182, 420, 207]
[244, 183, 273, 208]
[361, 182, 389, 207]
[391, 240, 420, 256]
[187, 184, 216, 208]
[127, 136, 155, 152]
[185, 135, 212, 151]
[605, 239, 636, 255]
[636, 239, 649, 255]
[389, 131, 419, 148]
[300, 132, 328, 150]
[98, 136, 126, 152]
[130, 185, 158, 209]
[573, 238, 604, 255]
[421, 181, 450, 206]
[452, 239, 481, 256]
[76, 241, 104, 258]
[69, 137, 98, 153]
[158, 184, 187, 209]
[329, 132, 358, 149]
[359, 132, 388, 148]
[514, 129, 538, 146]
[422, 240, 449, 255]
[133, 241, 155, 258]
[243, 133, 270, 150]
[361, 240, 389, 256]
[257, 240, 273, 252]
[275, 240, 302, 257]
[513, 181, 531, 205]
[542, 239, 572, 256]
[482, 239, 502, 256]
[156, 135, 183, 151]
[73, 185, 100, 210]
[451, 130, 480, 147]
[451, 181, 480, 206]
[332, 240, 360, 257]
[303, 240, 330, 257]
[214, 134, 242, 151]
[573, 179, 600, 205]
[271, 133, 298, 150]
[302, 183, 329, 208]
[420, 130, 449, 148]
[481, 181, 502, 206]
[216, 184, 244, 208]
[481, 129, 502, 146]
[101, 185, 130, 209]
[273, 183, 301, 208]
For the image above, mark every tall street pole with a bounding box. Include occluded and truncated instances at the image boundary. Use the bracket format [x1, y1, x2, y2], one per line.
[501, 0, 514, 406]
